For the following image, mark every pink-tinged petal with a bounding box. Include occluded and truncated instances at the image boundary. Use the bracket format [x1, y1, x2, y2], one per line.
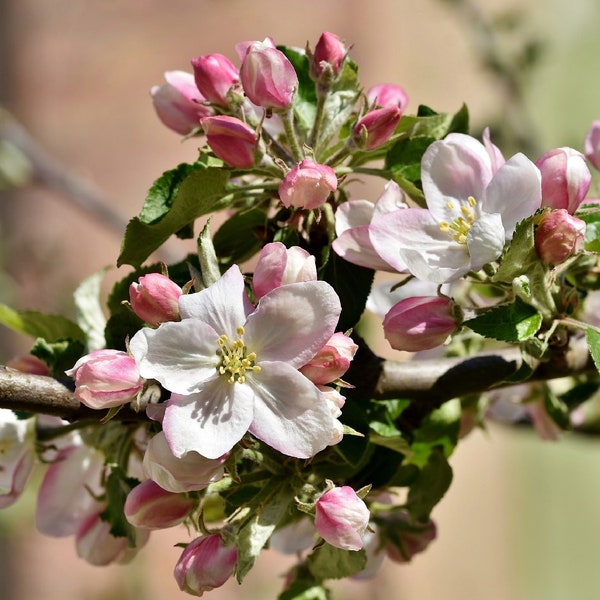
[163, 379, 255, 459]
[36, 445, 104, 537]
[129, 320, 219, 395]
[466, 212, 506, 269]
[422, 134, 492, 220]
[482, 127, 505, 173]
[335, 199, 375, 234]
[373, 180, 408, 215]
[333, 223, 396, 271]
[0, 450, 35, 509]
[245, 281, 341, 367]
[373, 208, 470, 282]
[179, 265, 248, 336]
[483, 153, 541, 236]
[247, 362, 332, 458]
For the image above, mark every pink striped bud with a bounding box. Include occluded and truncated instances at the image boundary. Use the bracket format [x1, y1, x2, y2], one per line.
[584, 120, 600, 171]
[278, 159, 337, 210]
[174, 534, 237, 596]
[311, 32, 347, 82]
[191, 53, 240, 107]
[366, 83, 409, 110]
[66, 349, 143, 410]
[129, 273, 182, 326]
[150, 71, 211, 135]
[535, 208, 586, 265]
[200, 115, 258, 168]
[383, 296, 457, 352]
[315, 485, 370, 551]
[300, 332, 358, 385]
[240, 40, 298, 110]
[124, 479, 195, 529]
[353, 105, 402, 150]
[537, 147, 591, 214]
[252, 242, 317, 300]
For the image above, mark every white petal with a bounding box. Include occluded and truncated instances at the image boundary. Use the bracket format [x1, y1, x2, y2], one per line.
[248, 362, 332, 458]
[466, 213, 506, 269]
[130, 320, 220, 394]
[332, 225, 397, 271]
[245, 281, 340, 367]
[163, 378, 255, 459]
[334, 200, 375, 235]
[483, 153, 541, 237]
[179, 265, 248, 336]
[373, 180, 408, 216]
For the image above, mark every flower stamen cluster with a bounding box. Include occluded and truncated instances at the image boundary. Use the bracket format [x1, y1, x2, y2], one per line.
[438, 196, 478, 244]
[216, 327, 261, 384]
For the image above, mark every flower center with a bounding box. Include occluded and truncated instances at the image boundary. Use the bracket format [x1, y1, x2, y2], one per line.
[216, 326, 261, 384]
[438, 196, 478, 245]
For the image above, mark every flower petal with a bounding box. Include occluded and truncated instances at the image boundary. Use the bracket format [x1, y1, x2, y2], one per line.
[163, 378, 255, 459]
[179, 265, 249, 336]
[245, 281, 341, 367]
[130, 320, 220, 394]
[483, 152, 541, 237]
[466, 212, 506, 269]
[247, 362, 332, 458]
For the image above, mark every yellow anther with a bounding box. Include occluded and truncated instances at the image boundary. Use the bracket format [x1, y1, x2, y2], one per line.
[468, 196, 477, 207]
[216, 327, 259, 384]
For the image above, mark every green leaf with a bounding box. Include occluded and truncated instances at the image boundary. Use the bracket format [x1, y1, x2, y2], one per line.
[279, 46, 317, 133]
[0, 304, 86, 343]
[306, 545, 367, 581]
[118, 167, 231, 268]
[493, 214, 540, 283]
[100, 467, 139, 547]
[586, 327, 600, 373]
[578, 205, 600, 252]
[213, 208, 268, 267]
[321, 253, 374, 330]
[464, 297, 542, 342]
[73, 268, 108, 351]
[31, 337, 85, 376]
[278, 581, 331, 600]
[197, 219, 221, 287]
[235, 481, 293, 583]
[406, 447, 453, 522]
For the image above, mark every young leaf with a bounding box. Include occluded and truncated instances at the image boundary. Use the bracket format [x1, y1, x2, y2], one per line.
[74, 268, 108, 352]
[213, 208, 268, 267]
[118, 167, 230, 268]
[306, 545, 367, 581]
[464, 297, 542, 342]
[586, 327, 600, 373]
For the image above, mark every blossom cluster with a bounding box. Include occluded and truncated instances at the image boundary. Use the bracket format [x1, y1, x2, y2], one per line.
[3, 29, 600, 600]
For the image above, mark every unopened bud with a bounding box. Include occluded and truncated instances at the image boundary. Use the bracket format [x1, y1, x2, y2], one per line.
[535, 208, 586, 265]
[278, 159, 337, 210]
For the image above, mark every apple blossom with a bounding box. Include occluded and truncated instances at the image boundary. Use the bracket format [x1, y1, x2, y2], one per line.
[278, 159, 337, 210]
[314, 485, 370, 551]
[383, 296, 458, 352]
[142, 431, 226, 493]
[239, 40, 298, 110]
[584, 120, 600, 171]
[129, 265, 341, 459]
[124, 478, 195, 529]
[0, 409, 36, 509]
[252, 242, 317, 300]
[370, 133, 542, 283]
[129, 272, 182, 326]
[66, 349, 144, 410]
[191, 53, 240, 107]
[150, 71, 211, 135]
[174, 534, 237, 596]
[332, 179, 408, 272]
[537, 147, 591, 214]
[200, 115, 258, 168]
[535, 208, 586, 265]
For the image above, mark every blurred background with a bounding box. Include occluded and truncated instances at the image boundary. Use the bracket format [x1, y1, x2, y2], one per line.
[2, 0, 600, 598]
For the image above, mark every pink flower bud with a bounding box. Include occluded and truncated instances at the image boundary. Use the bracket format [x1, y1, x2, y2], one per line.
[150, 71, 211, 135]
[353, 105, 402, 150]
[65, 349, 144, 410]
[239, 40, 298, 110]
[129, 273, 182, 326]
[191, 53, 240, 106]
[278, 159, 337, 210]
[383, 296, 457, 352]
[124, 479, 195, 529]
[200, 115, 258, 168]
[300, 332, 358, 385]
[537, 147, 591, 214]
[584, 120, 600, 171]
[366, 83, 409, 110]
[311, 32, 347, 81]
[314, 485, 370, 551]
[174, 534, 237, 596]
[535, 208, 586, 265]
[6, 354, 50, 375]
[252, 242, 317, 300]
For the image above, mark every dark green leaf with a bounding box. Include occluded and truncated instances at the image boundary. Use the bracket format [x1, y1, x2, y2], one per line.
[213, 208, 268, 267]
[464, 297, 542, 342]
[31, 337, 85, 377]
[118, 168, 231, 268]
[279, 46, 317, 133]
[100, 467, 139, 546]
